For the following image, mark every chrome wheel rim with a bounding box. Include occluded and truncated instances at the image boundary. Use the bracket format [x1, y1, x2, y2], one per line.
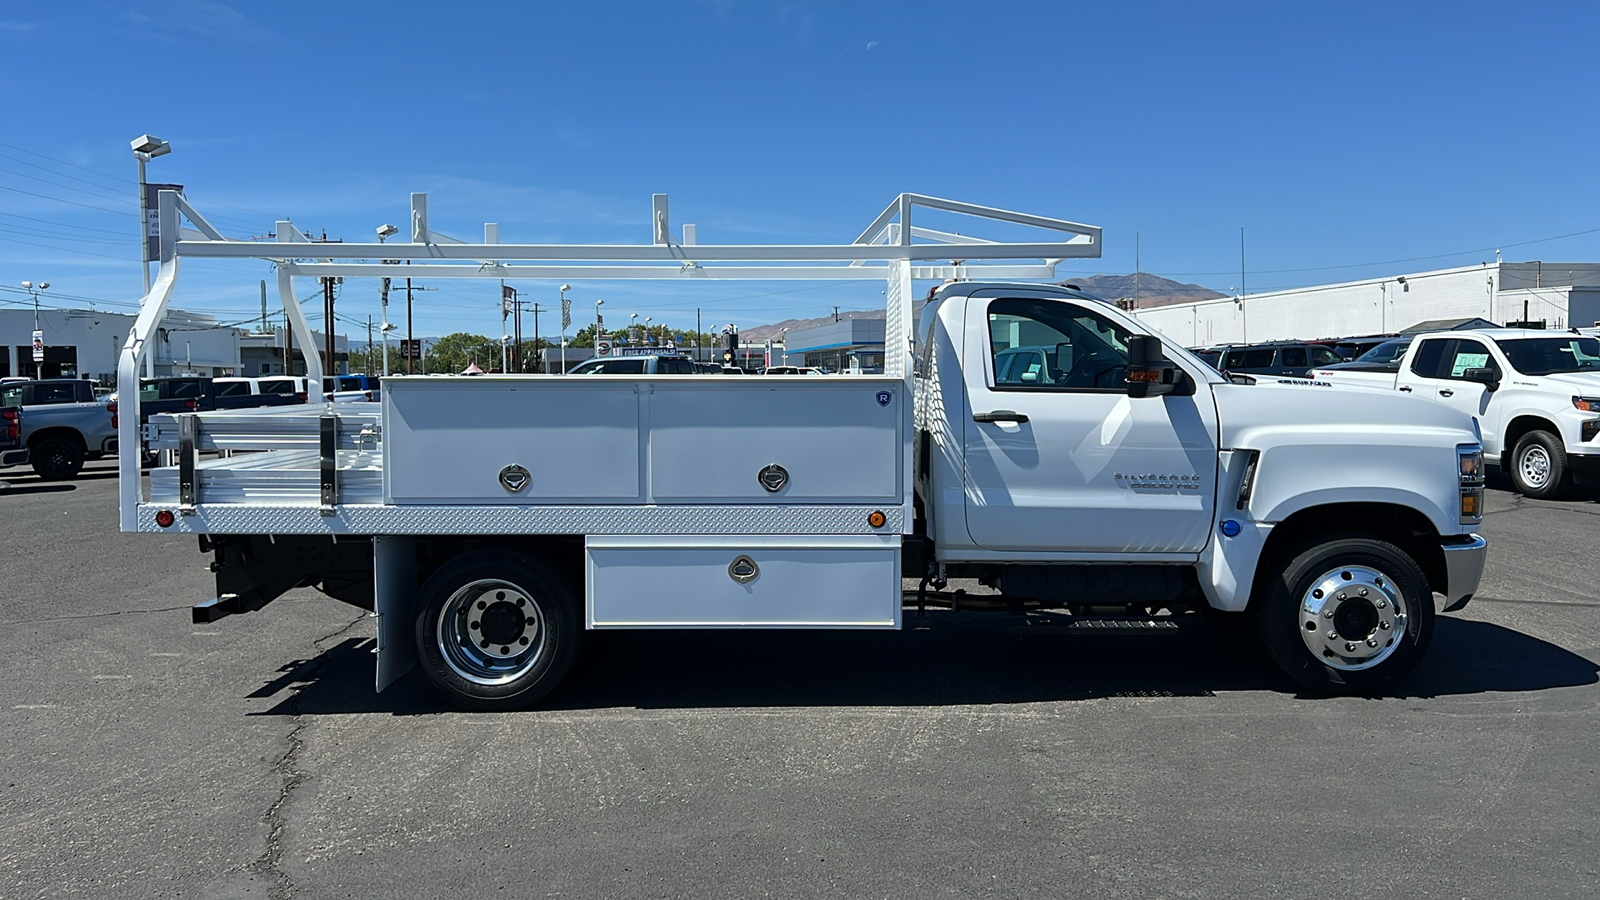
[437, 579, 546, 686]
[1518, 445, 1551, 489]
[1297, 565, 1408, 671]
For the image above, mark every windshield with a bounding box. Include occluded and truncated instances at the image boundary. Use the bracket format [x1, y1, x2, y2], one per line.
[1494, 337, 1600, 375]
[1357, 339, 1411, 364]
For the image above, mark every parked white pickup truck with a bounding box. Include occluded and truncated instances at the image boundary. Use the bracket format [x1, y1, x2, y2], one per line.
[1313, 328, 1600, 498]
[121, 190, 1489, 708]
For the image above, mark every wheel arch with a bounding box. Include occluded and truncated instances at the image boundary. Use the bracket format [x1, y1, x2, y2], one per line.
[1501, 415, 1559, 469]
[1248, 503, 1446, 610]
[27, 426, 87, 450]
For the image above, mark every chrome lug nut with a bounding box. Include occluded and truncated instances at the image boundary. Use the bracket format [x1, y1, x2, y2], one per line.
[1367, 639, 1379, 648]
[1359, 588, 1369, 597]
[1376, 600, 1388, 609]
[1379, 621, 1391, 631]
[1324, 610, 1334, 618]
[1345, 642, 1357, 652]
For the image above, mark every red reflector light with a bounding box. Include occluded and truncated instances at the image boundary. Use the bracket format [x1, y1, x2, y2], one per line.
[185, 399, 198, 411]
[155, 509, 176, 528]
[296, 393, 308, 403]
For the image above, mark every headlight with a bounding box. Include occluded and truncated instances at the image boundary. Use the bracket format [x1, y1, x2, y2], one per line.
[1458, 445, 1484, 482]
[1573, 396, 1600, 412]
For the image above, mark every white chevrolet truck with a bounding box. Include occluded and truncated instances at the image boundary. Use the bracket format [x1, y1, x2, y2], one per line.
[120, 189, 1487, 708]
[1313, 328, 1600, 498]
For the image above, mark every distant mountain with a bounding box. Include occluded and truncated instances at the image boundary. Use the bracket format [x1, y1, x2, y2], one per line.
[1058, 273, 1227, 308]
[740, 310, 882, 343]
[739, 273, 1226, 341]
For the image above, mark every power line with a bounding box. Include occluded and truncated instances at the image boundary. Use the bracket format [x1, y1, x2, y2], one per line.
[0, 141, 128, 185]
[0, 183, 130, 216]
[0, 211, 131, 236]
[0, 234, 136, 261]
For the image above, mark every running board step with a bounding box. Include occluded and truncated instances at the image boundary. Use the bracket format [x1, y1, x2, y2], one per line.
[1007, 618, 1182, 635]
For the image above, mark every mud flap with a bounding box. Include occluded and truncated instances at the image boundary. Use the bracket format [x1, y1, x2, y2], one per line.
[374, 535, 417, 692]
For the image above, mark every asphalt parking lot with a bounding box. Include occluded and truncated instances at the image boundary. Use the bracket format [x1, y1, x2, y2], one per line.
[1, 459, 1596, 899]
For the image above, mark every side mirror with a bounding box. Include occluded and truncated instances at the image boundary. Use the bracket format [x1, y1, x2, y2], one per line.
[1127, 335, 1183, 398]
[1462, 367, 1500, 391]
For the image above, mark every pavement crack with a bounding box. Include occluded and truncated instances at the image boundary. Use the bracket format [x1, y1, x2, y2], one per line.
[243, 610, 364, 899]
[0, 605, 191, 627]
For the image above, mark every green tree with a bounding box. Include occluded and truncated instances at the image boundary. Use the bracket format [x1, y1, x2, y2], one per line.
[426, 332, 501, 373]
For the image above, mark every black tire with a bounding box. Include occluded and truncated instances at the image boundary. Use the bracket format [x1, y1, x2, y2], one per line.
[1510, 430, 1568, 499]
[1257, 536, 1434, 695]
[413, 549, 580, 711]
[30, 436, 85, 481]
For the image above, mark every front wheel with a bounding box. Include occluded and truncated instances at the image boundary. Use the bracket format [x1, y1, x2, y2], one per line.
[413, 550, 580, 711]
[1510, 430, 1568, 499]
[1258, 536, 1434, 694]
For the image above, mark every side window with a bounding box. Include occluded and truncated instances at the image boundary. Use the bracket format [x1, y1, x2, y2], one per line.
[1410, 339, 1450, 378]
[1308, 346, 1341, 367]
[1445, 339, 1498, 380]
[35, 383, 78, 404]
[1226, 348, 1275, 369]
[167, 380, 202, 399]
[987, 298, 1129, 390]
[1280, 347, 1308, 368]
[216, 381, 250, 397]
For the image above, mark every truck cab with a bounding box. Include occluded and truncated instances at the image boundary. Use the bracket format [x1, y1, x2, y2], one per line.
[913, 283, 1486, 690]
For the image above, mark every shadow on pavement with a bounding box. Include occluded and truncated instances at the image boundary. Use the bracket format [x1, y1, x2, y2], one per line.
[248, 613, 1598, 716]
[0, 483, 76, 496]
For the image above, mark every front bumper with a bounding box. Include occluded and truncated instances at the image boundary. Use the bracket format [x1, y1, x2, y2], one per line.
[1565, 451, 1600, 476]
[1440, 533, 1488, 612]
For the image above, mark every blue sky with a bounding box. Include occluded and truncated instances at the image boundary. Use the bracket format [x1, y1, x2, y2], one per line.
[3, 1, 1599, 339]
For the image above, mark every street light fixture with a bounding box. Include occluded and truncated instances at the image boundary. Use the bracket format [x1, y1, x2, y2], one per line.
[133, 134, 171, 379]
[595, 299, 605, 356]
[644, 316, 652, 345]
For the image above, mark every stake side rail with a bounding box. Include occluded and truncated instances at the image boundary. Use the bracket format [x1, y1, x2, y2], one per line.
[119, 191, 1101, 533]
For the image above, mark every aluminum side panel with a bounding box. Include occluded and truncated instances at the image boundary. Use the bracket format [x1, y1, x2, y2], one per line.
[586, 534, 901, 628]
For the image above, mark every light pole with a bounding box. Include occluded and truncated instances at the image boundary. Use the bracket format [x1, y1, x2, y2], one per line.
[20, 280, 48, 331]
[781, 327, 789, 365]
[630, 312, 638, 345]
[21, 280, 48, 375]
[594, 298, 604, 355]
[132, 134, 171, 379]
[559, 284, 571, 374]
[644, 316, 653, 346]
[376, 224, 398, 376]
[131, 134, 171, 296]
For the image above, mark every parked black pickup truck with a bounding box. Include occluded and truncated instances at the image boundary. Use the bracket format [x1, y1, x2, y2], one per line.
[140, 376, 304, 421]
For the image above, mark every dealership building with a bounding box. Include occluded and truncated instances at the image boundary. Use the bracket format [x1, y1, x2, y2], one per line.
[1133, 261, 1600, 347]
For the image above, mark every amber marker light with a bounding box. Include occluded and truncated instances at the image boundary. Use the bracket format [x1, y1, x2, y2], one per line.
[867, 510, 887, 528]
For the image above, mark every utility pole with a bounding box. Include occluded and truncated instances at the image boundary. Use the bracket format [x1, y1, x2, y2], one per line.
[696, 308, 702, 362]
[834, 306, 840, 322]
[366, 315, 374, 376]
[283, 310, 292, 375]
[322, 276, 336, 379]
[500, 279, 511, 373]
[532, 303, 541, 373]
[1134, 231, 1140, 309]
[406, 262, 414, 375]
[260, 279, 268, 333]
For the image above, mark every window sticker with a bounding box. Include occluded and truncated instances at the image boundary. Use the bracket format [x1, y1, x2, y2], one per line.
[1451, 352, 1489, 377]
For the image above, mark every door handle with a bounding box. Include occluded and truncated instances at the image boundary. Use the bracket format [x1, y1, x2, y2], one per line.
[973, 410, 1029, 424]
[1439, 389, 1454, 397]
[1398, 386, 1413, 393]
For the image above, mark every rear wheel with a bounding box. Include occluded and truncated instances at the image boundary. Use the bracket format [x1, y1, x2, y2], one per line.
[1258, 536, 1434, 694]
[30, 437, 84, 480]
[413, 549, 580, 711]
[1510, 430, 1567, 499]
